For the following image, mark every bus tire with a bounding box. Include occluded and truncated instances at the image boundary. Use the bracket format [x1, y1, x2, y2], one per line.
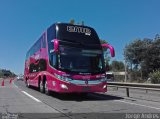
[45, 80, 50, 95]
[40, 80, 45, 93]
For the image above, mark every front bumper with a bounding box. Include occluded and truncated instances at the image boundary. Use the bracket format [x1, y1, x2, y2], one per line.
[49, 79, 107, 93]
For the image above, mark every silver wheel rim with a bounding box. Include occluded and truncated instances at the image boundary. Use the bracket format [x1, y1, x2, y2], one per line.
[40, 81, 43, 91]
[27, 80, 29, 86]
[45, 81, 48, 93]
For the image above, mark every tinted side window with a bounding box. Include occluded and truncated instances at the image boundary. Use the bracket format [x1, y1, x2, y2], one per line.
[40, 33, 46, 48]
[47, 24, 55, 52]
[29, 63, 37, 73]
[29, 59, 47, 73]
[47, 24, 55, 42]
[49, 53, 57, 68]
[47, 24, 56, 68]
[34, 39, 41, 53]
[38, 59, 47, 71]
[29, 39, 41, 57]
[42, 34, 46, 48]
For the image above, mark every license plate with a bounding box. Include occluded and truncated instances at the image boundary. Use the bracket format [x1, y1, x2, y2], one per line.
[82, 87, 91, 91]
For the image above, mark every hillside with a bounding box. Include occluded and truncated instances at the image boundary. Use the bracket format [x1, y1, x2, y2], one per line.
[0, 69, 16, 78]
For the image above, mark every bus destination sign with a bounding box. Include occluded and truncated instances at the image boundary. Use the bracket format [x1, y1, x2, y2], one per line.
[67, 26, 91, 36]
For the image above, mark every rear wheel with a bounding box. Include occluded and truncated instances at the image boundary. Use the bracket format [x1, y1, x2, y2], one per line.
[40, 80, 45, 93]
[45, 80, 50, 95]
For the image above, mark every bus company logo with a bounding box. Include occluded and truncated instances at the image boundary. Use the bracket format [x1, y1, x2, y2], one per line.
[67, 26, 91, 36]
[85, 80, 88, 84]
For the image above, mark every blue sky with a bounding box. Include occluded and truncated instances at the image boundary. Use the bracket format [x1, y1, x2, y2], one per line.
[0, 0, 160, 74]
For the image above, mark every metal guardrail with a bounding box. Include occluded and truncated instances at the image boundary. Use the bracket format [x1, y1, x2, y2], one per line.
[107, 82, 160, 97]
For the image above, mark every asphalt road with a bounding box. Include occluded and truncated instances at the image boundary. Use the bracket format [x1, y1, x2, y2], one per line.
[0, 78, 160, 119]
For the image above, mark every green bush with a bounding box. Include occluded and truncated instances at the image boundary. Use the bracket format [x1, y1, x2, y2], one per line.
[149, 70, 160, 84]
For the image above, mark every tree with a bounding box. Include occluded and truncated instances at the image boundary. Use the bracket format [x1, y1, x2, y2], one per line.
[111, 60, 125, 71]
[100, 39, 108, 44]
[70, 19, 75, 25]
[0, 69, 16, 78]
[69, 19, 84, 25]
[149, 70, 160, 84]
[0, 70, 3, 77]
[124, 35, 160, 78]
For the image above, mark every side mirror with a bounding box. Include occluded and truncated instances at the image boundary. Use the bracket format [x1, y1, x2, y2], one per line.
[54, 39, 59, 53]
[102, 43, 115, 57]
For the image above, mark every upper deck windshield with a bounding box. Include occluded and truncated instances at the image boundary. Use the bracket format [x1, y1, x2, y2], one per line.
[56, 24, 101, 45]
[58, 46, 105, 74]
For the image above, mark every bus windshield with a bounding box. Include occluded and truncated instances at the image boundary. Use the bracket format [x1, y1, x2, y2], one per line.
[58, 46, 105, 74]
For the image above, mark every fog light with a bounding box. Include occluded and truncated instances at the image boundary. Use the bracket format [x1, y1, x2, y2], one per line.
[60, 84, 68, 90]
[103, 85, 107, 89]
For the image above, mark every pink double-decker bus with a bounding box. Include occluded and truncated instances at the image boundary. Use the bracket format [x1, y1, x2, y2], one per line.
[24, 23, 115, 95]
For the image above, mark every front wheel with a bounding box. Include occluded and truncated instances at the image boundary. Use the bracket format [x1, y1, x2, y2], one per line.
[40, 80, 45, 93]
[26, 79, 30, 88]
[45, 81, 51, 95]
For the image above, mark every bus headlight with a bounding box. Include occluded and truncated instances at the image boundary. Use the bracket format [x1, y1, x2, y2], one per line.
[60, 84, 68, 90]
[103, 84, 107, 89]
[55, 74, 72, 82]
[100, 78, 107, 82]
[64, 77, 72, 82]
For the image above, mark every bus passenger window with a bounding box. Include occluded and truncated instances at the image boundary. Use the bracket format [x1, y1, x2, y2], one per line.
[38, 59, 47, 71]
[52, 53, 57, 67]
[49, 53, 57, 68]
[29, 63, 36, 73]
[42, 37, 46, 48]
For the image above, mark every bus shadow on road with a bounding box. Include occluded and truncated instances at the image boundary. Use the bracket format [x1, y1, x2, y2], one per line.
[26, 84, 124, 102]
[49, 92, 124, 102]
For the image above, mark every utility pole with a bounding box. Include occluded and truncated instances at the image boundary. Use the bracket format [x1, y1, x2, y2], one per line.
[124, 49, 127, 82]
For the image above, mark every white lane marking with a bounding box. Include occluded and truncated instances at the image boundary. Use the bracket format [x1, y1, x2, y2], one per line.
[14, 85, 18, 88]
[12, 82, 18, 88]
[115, 100, 160, 110]
[21, 91, 42, 103]
[0, 86, 6, 88]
